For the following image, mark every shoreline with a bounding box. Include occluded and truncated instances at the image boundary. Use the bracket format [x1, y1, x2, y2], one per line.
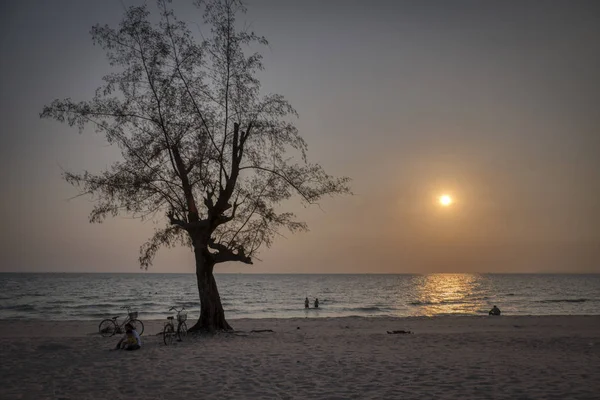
[2, 311, 600, 323]
[1, 314, 599, 337]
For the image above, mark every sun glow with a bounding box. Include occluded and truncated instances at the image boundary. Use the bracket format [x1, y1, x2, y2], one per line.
[439, 195, 453, 206]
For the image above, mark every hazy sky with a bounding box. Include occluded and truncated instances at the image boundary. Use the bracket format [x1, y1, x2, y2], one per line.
[1, 0, 599, 273]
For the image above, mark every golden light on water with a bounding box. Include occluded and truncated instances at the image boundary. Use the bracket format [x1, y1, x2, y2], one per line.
[413, 274, 484, 316]
[439, 195, 453, 206]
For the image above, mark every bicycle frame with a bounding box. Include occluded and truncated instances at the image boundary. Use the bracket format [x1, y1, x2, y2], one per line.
[163, 306, 188, 345]
[99, 306, 145, 337]
[114, 307, 135, 333]
[168, 306, 186, 327]
[114, 317, 132, 333]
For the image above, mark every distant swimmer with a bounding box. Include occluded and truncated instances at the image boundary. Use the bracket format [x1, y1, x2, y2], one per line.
[314, 298, 319, 308]
[489, 305, 501, 316]
[305, 297, 309, 309]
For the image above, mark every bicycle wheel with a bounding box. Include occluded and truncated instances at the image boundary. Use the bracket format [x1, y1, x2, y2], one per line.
[130, 319, 145, 335]
[163, 324, 175, 346]
[177, 321, 188, 341]
[98, 319, 116, 337]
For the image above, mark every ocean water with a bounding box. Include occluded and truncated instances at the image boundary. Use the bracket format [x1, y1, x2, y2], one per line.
[0, 273, 599, 321]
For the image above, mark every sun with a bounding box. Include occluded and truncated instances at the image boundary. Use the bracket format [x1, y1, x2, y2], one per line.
[439, 195, 453, 206]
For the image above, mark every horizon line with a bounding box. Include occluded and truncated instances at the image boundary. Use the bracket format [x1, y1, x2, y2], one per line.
[0, 271, 598, 275]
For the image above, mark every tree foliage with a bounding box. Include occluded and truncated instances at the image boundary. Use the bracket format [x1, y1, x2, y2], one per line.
[41, 0, 350, 271]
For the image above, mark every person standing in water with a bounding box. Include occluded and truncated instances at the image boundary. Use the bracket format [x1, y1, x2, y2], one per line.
[314, 298, 319, 308]
[305, 297, 309, 308]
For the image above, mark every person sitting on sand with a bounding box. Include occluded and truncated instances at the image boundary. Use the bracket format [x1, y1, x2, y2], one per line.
[116, 323, 142, 351]
[489, 305, 501, 316]
[305, 297, 309, 309]
[314, 298, 319, 308]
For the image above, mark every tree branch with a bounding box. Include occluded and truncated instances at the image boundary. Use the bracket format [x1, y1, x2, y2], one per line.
[209, 238, 253, 265]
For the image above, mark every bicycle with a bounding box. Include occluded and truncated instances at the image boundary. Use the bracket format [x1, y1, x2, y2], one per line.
[98, 306, 145, 337]
[163, 306, 188, 345]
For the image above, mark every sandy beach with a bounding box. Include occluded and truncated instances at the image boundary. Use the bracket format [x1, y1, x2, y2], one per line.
[0, 315, 599, 400]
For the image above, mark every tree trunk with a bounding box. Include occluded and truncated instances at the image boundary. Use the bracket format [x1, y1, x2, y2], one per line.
[188, 245, 232, 332]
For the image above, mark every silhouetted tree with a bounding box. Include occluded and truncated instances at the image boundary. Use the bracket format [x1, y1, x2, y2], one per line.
[41, 0, 350, 331]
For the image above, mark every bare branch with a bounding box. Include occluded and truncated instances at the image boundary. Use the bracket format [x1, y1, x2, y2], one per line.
[209, 238, 253, 265]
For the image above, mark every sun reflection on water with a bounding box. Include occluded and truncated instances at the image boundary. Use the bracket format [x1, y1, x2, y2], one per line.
[411, 274, 485, 316]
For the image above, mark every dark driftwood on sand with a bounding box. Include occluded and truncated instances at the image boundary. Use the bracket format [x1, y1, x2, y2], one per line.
[387, 330, 413, 334]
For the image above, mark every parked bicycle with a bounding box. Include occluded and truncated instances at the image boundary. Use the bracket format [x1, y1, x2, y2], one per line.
[163, 306, 188, 345]
[98, 306, 145, 337]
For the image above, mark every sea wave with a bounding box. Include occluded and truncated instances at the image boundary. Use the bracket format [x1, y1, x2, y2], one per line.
[345, 306, 392, 312]
[538, 299, 590, 303]
[0, 304, 36, 311]
[409, 300, 468, 306]
[46, 300, 73, 305]
[77, 312, 120, 319]
[139, 302, 162, 307]
[68, 303, 121, 309]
